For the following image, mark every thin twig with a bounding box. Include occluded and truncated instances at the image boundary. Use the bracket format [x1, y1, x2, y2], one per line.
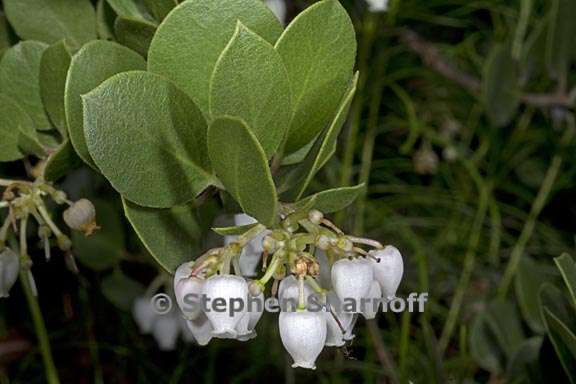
[398, 29, 573, 109]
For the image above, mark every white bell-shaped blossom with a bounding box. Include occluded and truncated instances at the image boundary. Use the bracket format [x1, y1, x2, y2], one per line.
[180, 317, 197, 343]
[202, 274, 248, 338]
[132, 296, 158, 334]
[266, 0, 287, 24]
[324, 292, 353, 347]
[362, 280, 382, 319]
[279, 310, 327, 369]
[315, 250, 332, 289]
[174, 261, 193, 284]
[225, 214, 270, 277]
[0, 248, 19, 298]
[174, 276, 204, 320]
[237, 292, 265, 340]
[365, 0, 389, 13]
[369, 246, 404, 299]
[278, 275, 314, 310]
[185, 312, 213, 346]
[331, 258, 374, 312]
[152, 312, 180, 351]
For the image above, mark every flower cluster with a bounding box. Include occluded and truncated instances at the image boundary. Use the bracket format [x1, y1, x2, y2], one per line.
[0, 178, 98, 298]
[170, 209, 404, 369]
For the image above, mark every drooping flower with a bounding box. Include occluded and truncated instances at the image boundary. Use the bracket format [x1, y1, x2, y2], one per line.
[362, 280, 382, 319]
[151, 312, 180, 351]
[369, 246, 404, 299]
[225, 214, 270, 277]
[278, 275, 314, 310]
[266, 0, 287, 24]
[365, 0, 389, 13]
[184, 312, 214, 346]
[132, 296, 158, 334]
[202, 274, 248, 338]
[279, 310, 327, 369]
[174, 275, 204, 320]
[63, 199, 98, 235]
[324, 292, 353, 347]
[237, 291, 265, 341]
[0, 248, 19, 298]
[331, 258, 374, 312]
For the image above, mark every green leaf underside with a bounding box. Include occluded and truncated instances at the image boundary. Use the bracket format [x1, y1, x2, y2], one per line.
[148, 0, 283, 116]
[96, 0, 116, 40]
[275, 0, 357, 154]
[102, 270, 145, 311]
[542, 308, 576, 383]
[212, 223, 258, 236]
[40, 41, 71, 136]
[0, 41, 51, 131]
[210, 23, 292, 158]
[73, 199, 125, 271]
[293, 184, 365, 214]
[43, 139, 82, 181]
[482, 43, 520, 127]
[123, 198, 202, 273]
[283, 72, 359, 200]
[3, 0, 96, 49]
[83, 70, 213, 208]
[0, 12, 10, 57]
[114, 16, 157, 57]
[106, 0, 147, 20]
[65, 40, 146, 168]
[0, 93, 44, 161]
[208, 117, 277, 227]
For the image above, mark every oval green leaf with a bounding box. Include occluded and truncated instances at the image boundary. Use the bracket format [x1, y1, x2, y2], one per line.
[0, 94, 45, 161]
[124, 198, 202, 273]
[40, 41, 71, 136]
[0, 41, 51, 131]
[83, 71, 213, 208]
[210, 23, 292, 158]
[3, 0, 96, 50]
[208, 117, 277, 227]
[65, 40, 146, 168]
[114, 16, 156, 57]
[43, 139, 82, 181]
[292, 184, 365, 214]
[275, 0, 357, 153]
[148, 0, 283, 116]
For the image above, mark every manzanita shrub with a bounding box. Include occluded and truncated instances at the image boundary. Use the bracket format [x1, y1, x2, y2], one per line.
[0, 0, 407, 380]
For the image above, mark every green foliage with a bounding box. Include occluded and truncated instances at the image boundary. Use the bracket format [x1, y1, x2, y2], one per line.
[42, 140, 82, 182]
[83, 71, 213, 208]
[40, 40, 71, 136]
[208, 117, 278, 227]
[209, 23, 292, 159]
[65, 40, 146, 168]
[275, 0, 356, 153]
[294, 184, 365, 214]
[3, 0, 96, 50]
[148, 0, 283, 116]
[0, 41, 51, 131]
[114, 16, 156, 57]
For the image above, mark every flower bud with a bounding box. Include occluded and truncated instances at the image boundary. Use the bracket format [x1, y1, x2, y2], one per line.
[307, 260, 320, 277]
[248, 280, 263, 296]
[63, 199, 98, 236]
[331, 258, 374, 312]
[175, 276, 204, 320]
[279, 310, 327, 369]
[132, 296, 158, 334]
[316, 235, 331, 250]
[361, 280, 382, 320]
[151, 312, 180, 351]
[369, 246, 404, 299]
[308, 210, 323, 225]
[202, 274, 248, 338]
[184, 312, 213, 346]
[0, 248, 19, 298]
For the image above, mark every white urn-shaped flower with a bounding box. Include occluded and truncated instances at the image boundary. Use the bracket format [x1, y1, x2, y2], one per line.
[132, 296, 158, 334]
[278, 275, 314, 310]
[331, 258, 374, 312]
[225, 214, 270, 277]
[369, 246, 404, 299]
[0, 248, 20, 298]
[237, 292, 265, 341]
[324, 292, 353, 347]
[151, 312, 180, 351]
[362, 280, 382, 319]
[174, 276, 204, 320]
[185, 312, 214, 346]
[279, 310, 327, 369]
[202, 274, 248, 338]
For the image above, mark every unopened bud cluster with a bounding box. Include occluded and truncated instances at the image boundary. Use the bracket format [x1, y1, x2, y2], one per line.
[168, 209, 404, 369]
